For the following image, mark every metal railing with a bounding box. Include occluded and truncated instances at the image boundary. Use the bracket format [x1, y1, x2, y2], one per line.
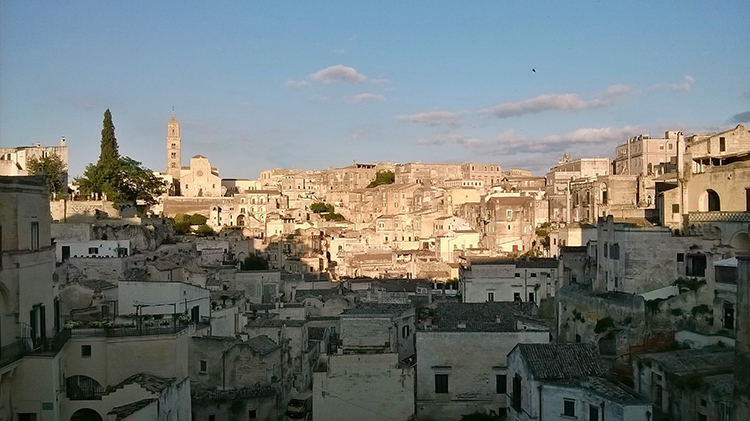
[71, 325, 188, 338]
[1, 328, 71, 368]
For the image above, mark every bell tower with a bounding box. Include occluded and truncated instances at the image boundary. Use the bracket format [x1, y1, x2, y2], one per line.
[167, 111, 181, 182]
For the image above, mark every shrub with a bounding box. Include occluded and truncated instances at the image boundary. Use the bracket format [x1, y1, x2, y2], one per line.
[174, 221, 191, 235]
[691, 304, 711, 317]
[671, 308, 684, 317]
[310, 202, 334, 213]
[367, 170, 395, 188]
[195, 224, 215, 236]
[189, 213, 207, 225]
[674, 277, 706, 292]
[241, 254, 269, 270]
[594, 317, 615, 333]
[174, 213, 190, 224]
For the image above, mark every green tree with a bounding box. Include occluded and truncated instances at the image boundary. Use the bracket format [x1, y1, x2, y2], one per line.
[195, 224, 215, 236]
[98, 109, 120, 170]
[241, 254, 269, 270]
[189, 214, 208, 225]
[26, 153, 68, 196]
[367, 170, 395, 188]
[77, 109, 164, 205]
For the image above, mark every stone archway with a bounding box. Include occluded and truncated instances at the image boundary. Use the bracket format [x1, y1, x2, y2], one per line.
[730, 231, 750, 251]
[70, 408, 103, 421]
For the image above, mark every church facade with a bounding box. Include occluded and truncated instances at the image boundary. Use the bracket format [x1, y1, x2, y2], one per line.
[165, 113, 223, 197]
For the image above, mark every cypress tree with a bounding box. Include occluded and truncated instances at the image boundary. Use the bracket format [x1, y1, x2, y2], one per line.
[98, 109, 119, 170]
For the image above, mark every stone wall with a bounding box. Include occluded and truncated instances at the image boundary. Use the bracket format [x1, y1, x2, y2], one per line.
[50, 200, 116, 222]
[313, 353, 414, 421]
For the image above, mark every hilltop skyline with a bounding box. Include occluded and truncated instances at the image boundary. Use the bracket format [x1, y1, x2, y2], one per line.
[1, 1, 749, 178]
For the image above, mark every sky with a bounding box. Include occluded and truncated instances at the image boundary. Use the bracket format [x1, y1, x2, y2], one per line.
[1, 1, 749, 178]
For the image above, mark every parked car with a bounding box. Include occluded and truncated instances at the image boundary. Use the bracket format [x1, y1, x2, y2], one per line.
[286, 392, 312, 419]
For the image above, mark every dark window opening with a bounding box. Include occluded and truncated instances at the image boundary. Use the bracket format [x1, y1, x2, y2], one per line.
[496, 374, 507, 394]
[564, 399, 575, 417]
[200, 360, 207, 372]
[589, 405, 599, 421]
[81, 345, 91, 358]
[719, 137, 726, 152]
[677, 253, 684, 262]
[435, 374, 449, 394]
[512, 375, 522, 410]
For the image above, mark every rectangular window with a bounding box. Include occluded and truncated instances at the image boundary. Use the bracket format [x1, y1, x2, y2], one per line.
[603, 242, 608, 258]
[528, 292, 535, 302]
[435, 374, 449, 393]
[563, 399, 575, 417]
[589, 405, 599, 421]
[720, 137, 726, 152]
[30, 222, 39, 250]
[200, 360, 207, 373]
[209, 416, 215, 421]
[530, 273, 537, 278]
[81, 345, 91, 358]
[88, 247, 98, 255]
[513, 292, 521, 302]
[515, 272, 520, 278]
[248, 410, 257, 419]
[488, 292, 494, 302]
[672, 203, 680, 214]
[496, 374, 507, 394]
[512, 375, 522, 410]
[677, 253, 684, 262]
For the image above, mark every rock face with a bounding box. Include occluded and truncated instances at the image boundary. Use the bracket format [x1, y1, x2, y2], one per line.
[92, 219, 175, 253]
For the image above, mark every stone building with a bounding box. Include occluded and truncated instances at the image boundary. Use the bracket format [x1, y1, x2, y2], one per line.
[460, 162, 503, 187]
[189, 335, 283, 421]
[545, 155, 611, 223]
[415, 302, 548, 420]
[614, 131, 681, 176]
[735, 256, 750, 420]
[0, 137, 69, 186]
[313, 303, 416, 421]
[633, 348, 734, 421]
[507, 343, 651, 421]
[460, 257, 559, 305]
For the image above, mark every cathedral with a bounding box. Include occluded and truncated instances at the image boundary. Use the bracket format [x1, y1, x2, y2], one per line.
[165, 112, 222, 197]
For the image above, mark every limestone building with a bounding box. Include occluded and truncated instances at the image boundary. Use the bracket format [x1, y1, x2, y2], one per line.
[614, 131, 681, 176]
[0, 138, 69, 185]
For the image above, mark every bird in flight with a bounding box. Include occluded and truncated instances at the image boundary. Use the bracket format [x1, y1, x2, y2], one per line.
[532, 68, 536, 72]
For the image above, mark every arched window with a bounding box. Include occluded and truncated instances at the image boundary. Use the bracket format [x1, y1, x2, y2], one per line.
[708, 190, 721, 211]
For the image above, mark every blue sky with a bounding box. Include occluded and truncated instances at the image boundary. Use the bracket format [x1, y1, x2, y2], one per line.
[1, 1, 748, 178]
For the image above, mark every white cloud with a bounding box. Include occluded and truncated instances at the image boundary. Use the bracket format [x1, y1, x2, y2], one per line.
[396, 111, 463, 125]
[650, 75, 695, 92]
[479, 84, 631, 119]
[349, 93, 386, 103]
[285, 79, 310, 89]
[309, 64, 367, 84]
[487, 125, 643, 155]
[416, 134, 482, 147]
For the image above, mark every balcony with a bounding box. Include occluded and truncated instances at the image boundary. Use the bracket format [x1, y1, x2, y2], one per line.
[71, 324, 188, 338]
[1, 328, 71, 369]
[687, 211, 750, 223]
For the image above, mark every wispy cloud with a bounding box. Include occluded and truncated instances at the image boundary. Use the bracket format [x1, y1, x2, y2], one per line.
[372, 78, 392, 86]
[349, 93, 386, 103]
[650, 75, 695, 92]
[285, 79, 310, 89]
[743, 90, 750, 100]
[309, 64, 367, 84]
[479, 84, 631, 119]
[488, 125, 643, 155]
[416, 134, 482, 147]
[732, 111, 750, 124]
[396, 111, 463, 125]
